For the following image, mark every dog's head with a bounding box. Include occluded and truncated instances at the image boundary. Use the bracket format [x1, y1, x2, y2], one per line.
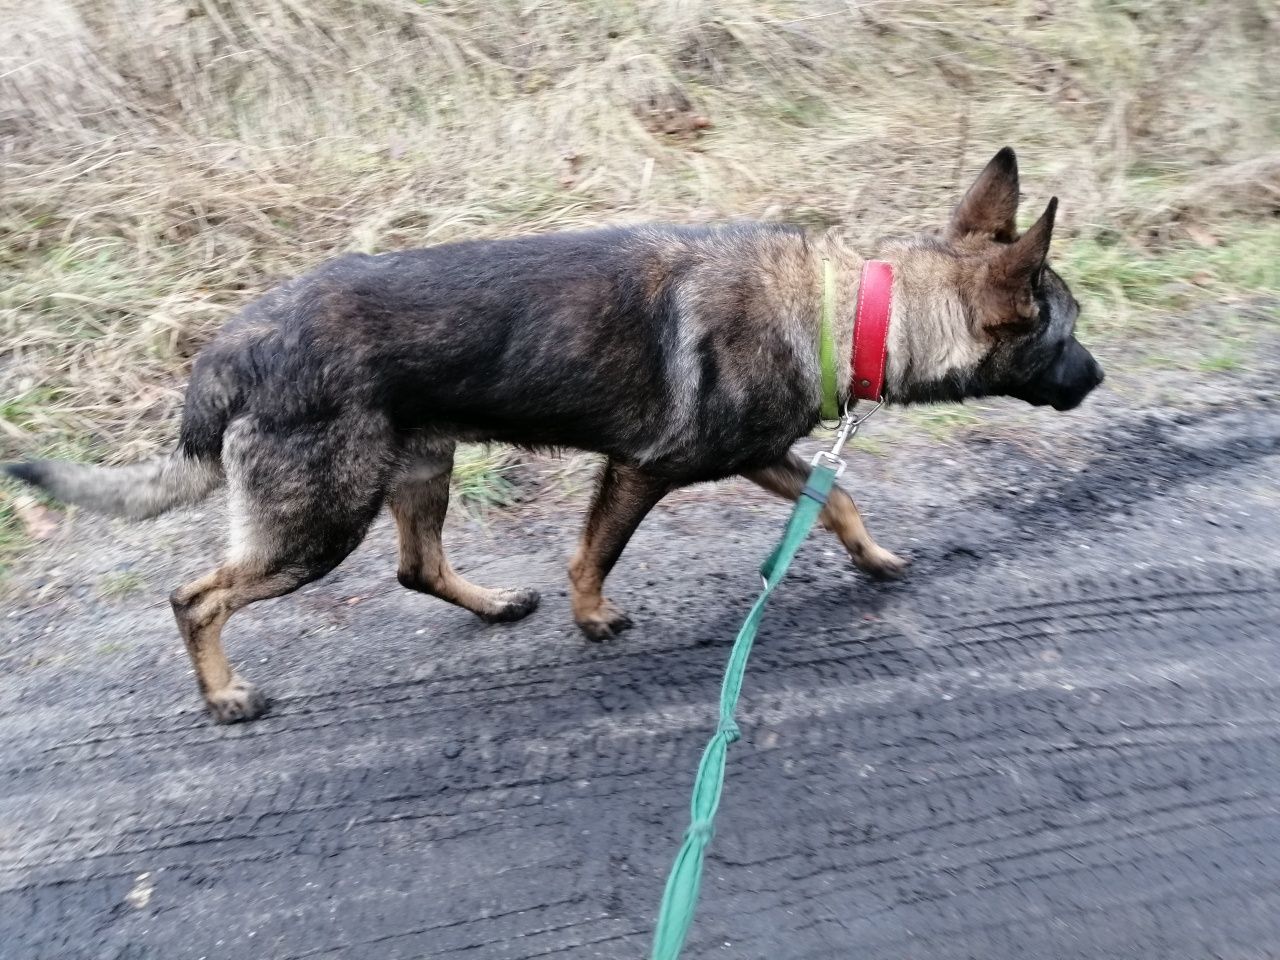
[882, 147, 1104, 412]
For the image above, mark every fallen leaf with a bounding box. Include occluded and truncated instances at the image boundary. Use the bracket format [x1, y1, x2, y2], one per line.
[13, 496, 59, 540]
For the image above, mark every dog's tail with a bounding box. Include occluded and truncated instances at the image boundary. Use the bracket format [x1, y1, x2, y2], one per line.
[4, 350, 242, 520]
[3, 453, 223, 520]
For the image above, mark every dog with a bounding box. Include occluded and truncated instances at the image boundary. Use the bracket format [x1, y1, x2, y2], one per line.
[5, 147, 1103, 724]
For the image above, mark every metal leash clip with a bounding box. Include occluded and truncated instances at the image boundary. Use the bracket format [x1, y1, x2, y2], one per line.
[811, 400, 882, 477]
[761, 400, 883, 590]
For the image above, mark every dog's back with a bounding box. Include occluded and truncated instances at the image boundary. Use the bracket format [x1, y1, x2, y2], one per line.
[192, 223, 822, 477]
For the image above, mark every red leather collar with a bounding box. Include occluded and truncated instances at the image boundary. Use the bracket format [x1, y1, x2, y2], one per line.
[852, 259, 894, 402]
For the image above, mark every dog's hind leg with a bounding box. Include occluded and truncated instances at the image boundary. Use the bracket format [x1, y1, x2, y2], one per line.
[389, 441, 540, 623]
[172, 562, 343, 723]
[569, 459, 670, 640]
[746, 451, 908, 580]
[172, 414, 390, 723]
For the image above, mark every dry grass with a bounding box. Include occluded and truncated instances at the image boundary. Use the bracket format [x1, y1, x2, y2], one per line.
[1, 0, 1278, 468]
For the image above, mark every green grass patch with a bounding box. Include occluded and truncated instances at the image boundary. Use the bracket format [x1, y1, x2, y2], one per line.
[903, 404, 984, 440]
[3, 239, 155, 336]
[1199, 348, 1244, 373]
[1, 386, 68, 442]
[96, 569, 146, 601]
[1060, 222, 1280, 335]
[451, 445, 518, 514]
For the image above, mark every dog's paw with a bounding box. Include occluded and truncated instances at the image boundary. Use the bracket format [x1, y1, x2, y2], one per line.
[854, 544, 910, 581]
[575, 600, 634, 642]
[205, 677, 269, 724]
[477, 587, 541, 624]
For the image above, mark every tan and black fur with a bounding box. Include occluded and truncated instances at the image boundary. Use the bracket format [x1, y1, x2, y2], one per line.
[6, 148, 1103, 724]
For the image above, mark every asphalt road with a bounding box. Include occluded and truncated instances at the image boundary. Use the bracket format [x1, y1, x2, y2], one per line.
[3, 350, 1279, 959]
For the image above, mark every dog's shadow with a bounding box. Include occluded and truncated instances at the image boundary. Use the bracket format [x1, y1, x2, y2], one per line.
[899, 410, 1272, 581]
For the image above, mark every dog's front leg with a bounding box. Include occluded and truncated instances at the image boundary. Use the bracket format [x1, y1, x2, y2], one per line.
[746, 452, 908, 580]
[569, 459, 670, 640]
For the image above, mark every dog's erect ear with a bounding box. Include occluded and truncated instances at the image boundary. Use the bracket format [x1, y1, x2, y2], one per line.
[996, 197, 1057, 282]
[977, 198, 1058, 328]
[948, 147, 1020, 242]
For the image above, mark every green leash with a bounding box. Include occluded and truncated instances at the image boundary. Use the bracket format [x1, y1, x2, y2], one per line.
[649, 405, 877, 960]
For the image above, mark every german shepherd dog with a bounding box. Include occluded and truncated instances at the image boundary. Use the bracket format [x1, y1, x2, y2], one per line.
[6, 148, 1102, 724]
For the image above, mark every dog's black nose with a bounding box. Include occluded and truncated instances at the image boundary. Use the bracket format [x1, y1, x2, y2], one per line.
[1085, 354, 1105, 389]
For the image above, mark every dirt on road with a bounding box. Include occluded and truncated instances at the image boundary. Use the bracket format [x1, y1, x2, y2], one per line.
[3, 327, 1279, 959]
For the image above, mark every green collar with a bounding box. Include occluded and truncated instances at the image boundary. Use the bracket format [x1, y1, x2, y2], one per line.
[818, 259, 839, 421]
